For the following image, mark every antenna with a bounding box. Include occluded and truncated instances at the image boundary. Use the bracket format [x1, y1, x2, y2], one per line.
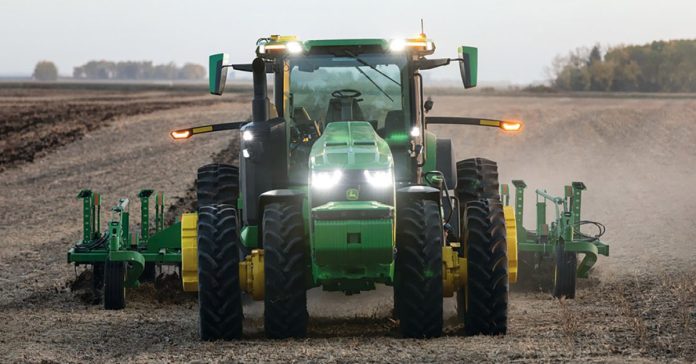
[420, 18, 425, 36]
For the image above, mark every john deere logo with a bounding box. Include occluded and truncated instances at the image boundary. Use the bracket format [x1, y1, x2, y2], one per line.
[346, 188, 359, 201]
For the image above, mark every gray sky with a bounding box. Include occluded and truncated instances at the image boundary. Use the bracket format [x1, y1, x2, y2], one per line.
[1, 0, 695, 83]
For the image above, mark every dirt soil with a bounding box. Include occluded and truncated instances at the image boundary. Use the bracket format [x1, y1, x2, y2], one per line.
[1, 86, 695, 363]
[0, 85, 238, 172]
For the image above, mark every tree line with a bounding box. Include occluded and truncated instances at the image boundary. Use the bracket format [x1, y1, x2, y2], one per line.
[552, 39, 696, 92]
[72, 61, 206, 80]
[32, 60, 207, 81]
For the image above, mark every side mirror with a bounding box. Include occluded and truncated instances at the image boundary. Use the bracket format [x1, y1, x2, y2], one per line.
[209, 53, 229, 95]
[458, 46, 478, 89]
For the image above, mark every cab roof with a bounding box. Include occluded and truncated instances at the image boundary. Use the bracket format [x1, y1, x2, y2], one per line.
[303, 39, 389, 51]
[256, 35, 435, 57]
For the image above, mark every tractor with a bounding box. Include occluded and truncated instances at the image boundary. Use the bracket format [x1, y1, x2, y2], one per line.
[173, 34, 520, 339]
[68, 33, 609, 340]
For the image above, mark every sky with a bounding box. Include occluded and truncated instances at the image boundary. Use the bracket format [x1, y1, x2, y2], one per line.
[1, 0, 695, 84]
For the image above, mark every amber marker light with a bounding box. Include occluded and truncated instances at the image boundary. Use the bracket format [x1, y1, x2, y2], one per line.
[170, 129, 192, 140]
[500, 120, 523, 132]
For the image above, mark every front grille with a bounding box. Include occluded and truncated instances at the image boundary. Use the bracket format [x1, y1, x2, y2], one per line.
[311, 169, 393, 207]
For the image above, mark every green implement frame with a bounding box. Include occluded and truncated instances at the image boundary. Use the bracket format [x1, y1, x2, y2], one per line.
[68, 189, 182, 288]
[502, 180, 609, 279]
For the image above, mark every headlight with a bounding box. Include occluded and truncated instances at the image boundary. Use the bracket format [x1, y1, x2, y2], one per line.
[364, 169, 393, 188]
[389, 39, 407, 52]
[311, 169, 343, 190]
[286, 41, 303, 54]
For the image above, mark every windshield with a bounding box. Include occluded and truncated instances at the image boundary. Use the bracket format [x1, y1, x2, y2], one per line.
[288, 53, 407, 130]
[285, 53, 409, 183]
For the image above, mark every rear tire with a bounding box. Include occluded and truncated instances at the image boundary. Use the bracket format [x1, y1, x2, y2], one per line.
[197, 204, 243, 341]
[104, 260, 126, 310]
[197, 164, 239, 207]
[553, 244, 577, 299]
[458, 199, 508, 336]
[394, 199, 443, 338]
[455, 158, 500, 207]
[263, 202, 308, 339]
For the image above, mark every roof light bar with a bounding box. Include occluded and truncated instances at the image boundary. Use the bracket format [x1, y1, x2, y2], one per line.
[389, 35, 435, 54]
[257, 35, 303, 56]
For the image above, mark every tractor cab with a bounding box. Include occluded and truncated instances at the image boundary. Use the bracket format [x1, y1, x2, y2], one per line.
[282, 50, 410, 181]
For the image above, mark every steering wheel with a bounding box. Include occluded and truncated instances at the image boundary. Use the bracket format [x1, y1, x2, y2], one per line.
[331, 89, 362, 99]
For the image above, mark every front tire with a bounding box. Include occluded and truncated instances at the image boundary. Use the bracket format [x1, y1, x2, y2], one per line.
[458, 199, 508, 336]
[263, 202, 308, 339]
[197, 204, 243, 341]
[104, 260, 126, 310]
[394, 199, 443, 338]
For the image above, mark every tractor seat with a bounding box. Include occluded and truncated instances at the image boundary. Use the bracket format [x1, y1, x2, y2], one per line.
[380, 110, 404, 139]
[380, 109, 409, 181]
[325, 98, 365, 123]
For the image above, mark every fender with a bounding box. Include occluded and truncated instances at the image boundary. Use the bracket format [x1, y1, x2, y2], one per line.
[396, 185, 441, 204]
[257, 189, 306, 241]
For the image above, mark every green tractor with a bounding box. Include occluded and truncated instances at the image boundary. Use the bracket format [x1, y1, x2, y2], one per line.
[171, 34, 521, 339]
[68, 33, 609, 340]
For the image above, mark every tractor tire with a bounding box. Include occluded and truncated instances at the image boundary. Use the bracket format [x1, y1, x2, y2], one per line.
[197, 204, 243, 341]
[104, 260, 126, 310]
[392, 289, 399, 320]
[553, 244, 577, 299]
[197, 164, 239, 208]
[141, 262, 157, 283]
[455, 158, 500, 207]
[263, 202, 308, 339]
[394, 199, 443, 338]
[458, 199, 508, 336]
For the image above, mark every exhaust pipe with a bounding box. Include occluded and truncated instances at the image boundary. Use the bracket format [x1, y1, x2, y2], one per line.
[252, 57, 269, 122]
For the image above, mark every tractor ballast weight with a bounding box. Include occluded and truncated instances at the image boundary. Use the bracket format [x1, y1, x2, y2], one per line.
[68, 33, 607, 338]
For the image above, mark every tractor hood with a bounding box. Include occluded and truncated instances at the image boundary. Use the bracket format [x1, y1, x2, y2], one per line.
[309, 121, 393, 171]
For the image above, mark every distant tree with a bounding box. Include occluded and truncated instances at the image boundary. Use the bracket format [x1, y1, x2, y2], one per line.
[604, 46, 641, 91]
[114, 61, 153, 80]
[588, 44, 602, 66]
[152, 63, 178, 80]
[552, 48, 591, 91]
[72, 60, 211, 81]
[33, 61, 58, 81]
[589, 61, 614, 91]
[178, 63, 206, 80]
[73, 60, 115, 79]
[551, 39, 696, 92]
[73, 66, 84, 78]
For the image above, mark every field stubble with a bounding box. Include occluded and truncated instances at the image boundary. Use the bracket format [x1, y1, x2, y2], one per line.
[0, 87, 695, 362]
